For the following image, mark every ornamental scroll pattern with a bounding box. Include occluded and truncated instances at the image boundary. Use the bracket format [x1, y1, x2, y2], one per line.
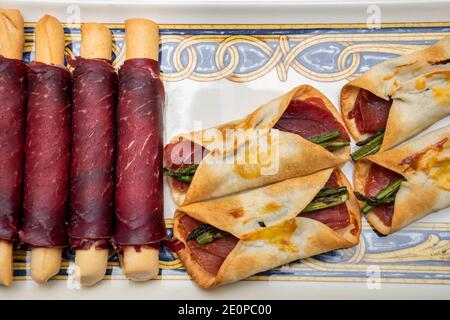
[23, 25, 450, 83]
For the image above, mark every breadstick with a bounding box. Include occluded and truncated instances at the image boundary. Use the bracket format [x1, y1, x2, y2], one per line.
[0, 8, 24, 59]
[0, 8, 25, 287]
[125, 18, 159, 61]
[118, 18, 162, 282]
[34, 15, 65, 65]
[29, 15, 66, 284]
[80, 23, 112, 60]
[0, 240, 13, 286]
[71, 23, 114, 286]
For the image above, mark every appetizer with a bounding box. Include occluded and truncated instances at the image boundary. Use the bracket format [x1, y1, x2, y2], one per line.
[165, 85, 351, 206]
[114, 19, 166, 281]
[341, 35, 450, 161]
[20, 15, 71, 283]
[69, 23, 117, 286]
[0, 8, 26, 286]
[354, 125, 450, 235]
[174, 168, 361, 288]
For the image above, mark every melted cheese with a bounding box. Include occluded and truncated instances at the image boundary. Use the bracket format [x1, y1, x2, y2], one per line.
[403, 139, 450, 191]
[232, 131, 275, 179]
[262, 202, 283, 214]
[243, 219, 299, 253]
[432, 86, 450, 106]
[233, 163, 262, 179]
[415, 79, 426, 91]
[418, 151, 450, 191]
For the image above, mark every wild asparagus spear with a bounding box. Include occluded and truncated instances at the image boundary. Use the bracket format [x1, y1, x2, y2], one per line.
[187, 224, 230, 245]
[309, 131, 341, 144]
[319, 140, 350, 150]
[308, 131, 349, 150]
[351, 131, 385, 162]
[355, 177, 405, 214]
[302, 190, 349, 213]
[163, 164, 199, 182]
[314, 186, 348, 198]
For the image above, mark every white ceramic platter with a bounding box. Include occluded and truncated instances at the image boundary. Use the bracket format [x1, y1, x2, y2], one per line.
[0, 0, 449, 300]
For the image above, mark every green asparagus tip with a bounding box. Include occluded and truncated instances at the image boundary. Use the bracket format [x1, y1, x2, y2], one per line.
[309, 130, 341, 144]
[351, 132, 384, 162]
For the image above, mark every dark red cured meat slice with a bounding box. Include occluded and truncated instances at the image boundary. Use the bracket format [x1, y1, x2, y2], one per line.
[273, 97, 350, 141]
[298, 171, 350, 230]
[180, 214, 239, 275]
[20, 62, 71, 247]
[365, 163, 402, 227]
[0, 57, 28, 242]
[114, 58, 166, 247]
[164, 140, 207, 169]
[68, 58, 117, 250]
[164, 140, 209, 192]
[348, 89, 393, 134]
[324, 170, 339, 188]
[300, 204, 350, 230]
[171, 179, 190, 193]
[190, 246, 225, 275]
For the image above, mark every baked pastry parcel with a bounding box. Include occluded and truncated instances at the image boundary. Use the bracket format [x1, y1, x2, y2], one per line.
[173, 168, 361, 288]
[340, 35, 450, 161]
[354, 125, 450, 235]
[164, 85, 351, 206]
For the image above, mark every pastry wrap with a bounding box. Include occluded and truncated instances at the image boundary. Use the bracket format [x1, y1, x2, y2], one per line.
[341, 35, 450, 149]
[354, 125, 450, 235]
[174, 168, 361, 288]
[166, 85, 350, 205]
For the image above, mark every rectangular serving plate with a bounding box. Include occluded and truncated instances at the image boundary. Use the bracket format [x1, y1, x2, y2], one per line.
[1, 0, 450, 300]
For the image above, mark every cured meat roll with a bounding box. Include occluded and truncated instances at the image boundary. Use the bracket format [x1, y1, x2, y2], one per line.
[68, 23, 116, 286]
[0, 57, 27, 243]
[0, 8, 26, 287]
[114, 19, 165, 281]
[69, 57, 116, 250]
[354, 125, 450, 235]
[165, 85, 350, 206]
[20, 15, 70, 283]
[174, 168, 361, 288]
[340, 35, 450, 160]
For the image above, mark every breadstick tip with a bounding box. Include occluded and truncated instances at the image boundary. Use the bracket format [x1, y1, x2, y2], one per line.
[80, 23, 112, 60]
[0, 8, 24, 59]
[30, 247, 62, 284]
[125, 18, 159, 61]
[74, 245, 109, 286]
[0, 240, 13, 286]
[35, 14, 65, 65]
[122, 246, 159, 281]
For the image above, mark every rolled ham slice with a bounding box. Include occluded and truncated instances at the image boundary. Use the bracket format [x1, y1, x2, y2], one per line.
[68, 23, 116, 287]
[0, 7, 27, 287]
[114, 58, 166, 247]
[21, 62, 71, 248]
[114, 19, 166, 282]
[174, 168, 361, 288]
[69, 58, 116, 251]
[20, 15, 70, 284]
[0, 57, 27, 244]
